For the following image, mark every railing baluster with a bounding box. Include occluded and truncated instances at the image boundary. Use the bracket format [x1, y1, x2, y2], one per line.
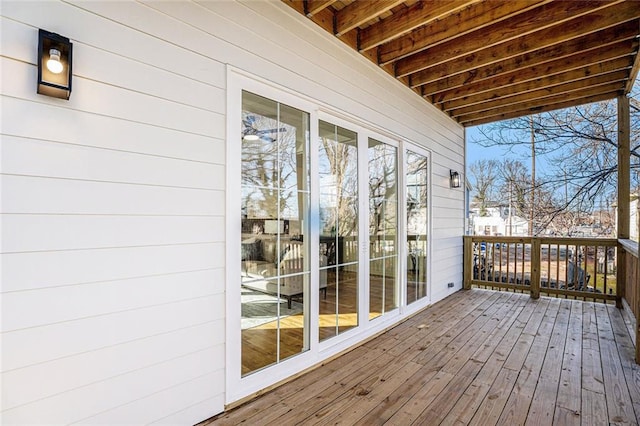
[531, 238, 540, 299]
[507, 242, 511, 285]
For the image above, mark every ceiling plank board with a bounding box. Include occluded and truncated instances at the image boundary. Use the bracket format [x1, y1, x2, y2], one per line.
[410, 3, 640, 86]
[305, 0, 337, 16]
[449, 70, 630, 117]
[458, 83, 624, 124]
[377, 0, 549, 63]
[431, 54, 634, 105]
[359, 0, 478, 52]
[434, 42, 637, 105]
[335, 0, 405, 36]
[417, 22, 639, 94]
[461, 92, 620, 127]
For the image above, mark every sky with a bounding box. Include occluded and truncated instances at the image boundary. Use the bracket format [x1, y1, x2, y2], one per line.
[465, 125, 551, 180]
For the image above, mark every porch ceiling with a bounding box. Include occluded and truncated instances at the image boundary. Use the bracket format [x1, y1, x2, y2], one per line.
[283, 0, 640, 127]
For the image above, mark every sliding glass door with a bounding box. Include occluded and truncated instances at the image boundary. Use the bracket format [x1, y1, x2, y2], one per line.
[406, 149, 429, 304]
[318, 121, 359, 340]
[368, 138, 399, 319]
[240, 91, 310, 376]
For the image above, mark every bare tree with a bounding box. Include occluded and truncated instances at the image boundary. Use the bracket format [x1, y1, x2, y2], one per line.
[468, 159, 500, 216]
[471, 83, 640, 235]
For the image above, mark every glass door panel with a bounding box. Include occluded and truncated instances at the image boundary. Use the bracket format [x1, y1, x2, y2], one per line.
[406, 150, 428, 304]
[318, 120, 359, 341]
[240, 91, 310, 376]
[368, 138, 398, 319]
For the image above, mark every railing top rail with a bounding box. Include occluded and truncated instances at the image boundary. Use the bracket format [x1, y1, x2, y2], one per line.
[464, 235, 618, 246]
[619, 238, 639, 258]
[538, 237, 618, 246]
[465, 236, 531, 243]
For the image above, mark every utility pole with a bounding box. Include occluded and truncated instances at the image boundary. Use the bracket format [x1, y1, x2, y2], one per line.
[530, 115, 536, 236]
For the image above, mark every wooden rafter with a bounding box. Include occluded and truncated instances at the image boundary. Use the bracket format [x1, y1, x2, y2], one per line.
[396, 0, 625, 77]
[461, 92, 620, 127]
[283, 0, 640, 126]
[418, 22, 639, 95]
[410, 3, 640, 88]
[459, 83, 624, 122]
[334, 0, 405, 37]
[432, 43, 637, 105]
[377, 0, 549, 64]
[359, 0, 478, 52]
[449, 70, 630, 118]
[305, 0, 337, 17]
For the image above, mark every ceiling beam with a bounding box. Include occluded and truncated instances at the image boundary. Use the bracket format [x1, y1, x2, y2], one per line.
[410, 3, 640, 87]
[395, 0, 619, 77]
[304, 0, 337, 17]
[461, 91, 620, 127]
[377, 0, 549, 64]
[358, 0, 478, 52]
[449, 70, 629, 118]
[433, 43, 636, 105]
[416, 22, 639, 95]
[334, 0, 405, 37]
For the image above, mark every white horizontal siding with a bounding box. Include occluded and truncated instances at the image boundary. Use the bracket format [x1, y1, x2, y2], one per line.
[1, 0, 465, 424]
[2, 243, 225, 292]
[3, 96, 223, 163]
[2, 268, 224, 332]
[2, 57, 223, 137]
[2, 136, 223, 189]
[3, 215, 223, 252]
[3, 320, 224, 410]
[3, 347, 224, 424]
[3, 175, 224, 216]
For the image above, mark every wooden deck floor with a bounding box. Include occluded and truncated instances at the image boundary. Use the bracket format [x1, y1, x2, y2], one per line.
[206, 289, 640, 425]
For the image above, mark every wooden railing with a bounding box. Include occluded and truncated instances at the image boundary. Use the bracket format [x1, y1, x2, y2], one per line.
[463, 236, 619, 304]
[618, 239, 640, 362]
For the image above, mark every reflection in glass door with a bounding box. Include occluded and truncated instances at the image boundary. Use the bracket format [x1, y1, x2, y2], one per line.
[240, 91, 310, 376]
[406, 150, 428, 304]
[318, 121, 359, 341]
[368, 138, 398, 319]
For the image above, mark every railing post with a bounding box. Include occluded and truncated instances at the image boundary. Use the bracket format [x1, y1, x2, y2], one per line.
[463, 236, 472, 290]
[617, 243, 625, 309]
[530, 237, 540, 299]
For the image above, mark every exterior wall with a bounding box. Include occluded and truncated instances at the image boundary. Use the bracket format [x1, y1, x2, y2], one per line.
[1, 1, 464, 424]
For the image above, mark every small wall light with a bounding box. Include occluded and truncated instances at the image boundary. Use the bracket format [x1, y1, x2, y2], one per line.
[450, 170, 461, 188]
[37, 29, 72, 100]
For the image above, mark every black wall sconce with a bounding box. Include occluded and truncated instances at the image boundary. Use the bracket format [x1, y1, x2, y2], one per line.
[37, 29, 73, 100]
[450, 170, 461, 188]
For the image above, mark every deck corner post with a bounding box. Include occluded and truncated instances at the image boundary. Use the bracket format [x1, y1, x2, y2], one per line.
[617, 95, 630, 309]
[463, 236, 472, 290]
[530, 237, 541, 299]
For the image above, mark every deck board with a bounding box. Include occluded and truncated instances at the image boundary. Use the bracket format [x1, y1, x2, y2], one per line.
[203, 289, 640, 426]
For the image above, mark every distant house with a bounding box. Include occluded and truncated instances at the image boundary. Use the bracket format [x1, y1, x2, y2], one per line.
[469, 205, 529, 236]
